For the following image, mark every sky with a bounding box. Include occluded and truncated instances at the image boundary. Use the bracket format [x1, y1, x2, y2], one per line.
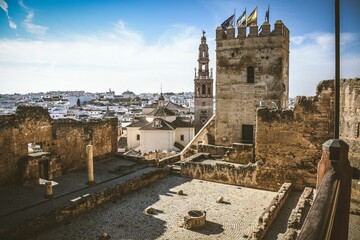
[0, 0, 359, 97]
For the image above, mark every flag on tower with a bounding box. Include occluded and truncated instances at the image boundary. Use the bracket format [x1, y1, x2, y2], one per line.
[237, 9, 246, 27]
[221, 14, 235, 30]
[265, 5, 270, 23]
[246, 7, 258, 26]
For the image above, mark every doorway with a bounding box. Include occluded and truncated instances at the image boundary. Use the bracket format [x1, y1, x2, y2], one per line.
[242, 124, 254, 144]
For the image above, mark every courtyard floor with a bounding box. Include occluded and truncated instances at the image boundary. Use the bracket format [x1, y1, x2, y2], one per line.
[31, 175, 276, 240]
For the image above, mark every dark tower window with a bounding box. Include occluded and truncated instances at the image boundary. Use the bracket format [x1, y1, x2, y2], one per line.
[202, 84, 206, 94]
[208, 87, 211, 95]
[247, 66, 255, 83]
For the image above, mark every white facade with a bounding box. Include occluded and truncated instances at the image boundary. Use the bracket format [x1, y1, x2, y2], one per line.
[127, 127, 141, 150]
[174, 127, 195, 146]
[139, 130, 175, 153]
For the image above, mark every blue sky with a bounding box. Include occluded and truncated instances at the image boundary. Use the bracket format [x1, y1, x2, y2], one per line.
[0, 0, 359, 97]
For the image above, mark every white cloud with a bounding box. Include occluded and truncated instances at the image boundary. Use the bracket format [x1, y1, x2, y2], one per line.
[0, 0, 17, 29]
[0, 21, 208, 94]
[290, 32, 360, 97]
[19, 0, 49, 35]
[290, 36, 305, 45]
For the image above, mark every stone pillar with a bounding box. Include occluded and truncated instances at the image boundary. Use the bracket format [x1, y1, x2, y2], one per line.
[45, 181, 53, 198]
[86, 143, 95, 184]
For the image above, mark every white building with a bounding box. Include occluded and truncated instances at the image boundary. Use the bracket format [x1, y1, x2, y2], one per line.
[126, 93, 194, 153]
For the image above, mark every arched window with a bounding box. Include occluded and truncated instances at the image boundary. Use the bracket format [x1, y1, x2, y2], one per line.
[202, 84, 206, 94]
[247, 66, 255, 83]
[208, 87, 211, 95]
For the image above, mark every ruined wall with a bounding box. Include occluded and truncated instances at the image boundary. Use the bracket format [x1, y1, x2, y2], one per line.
[255, 80, 335, 189]
[215, 21, 290, 145]
[181, 161, 259, 189]
[52, 117, 117, 171]
[198, 143, 254, 164]
[0, 106, 118, 187]
[0, 106, 52, 186]
[340, 78, 360, 168]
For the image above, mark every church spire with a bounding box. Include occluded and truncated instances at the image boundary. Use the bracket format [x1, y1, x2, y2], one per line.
[194, 30, 214, 133]
[197, 31, 210, 79]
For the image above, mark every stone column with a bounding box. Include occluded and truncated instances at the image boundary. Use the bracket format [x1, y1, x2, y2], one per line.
[86, 143, 95, 184]
[45, 181, 53, 198]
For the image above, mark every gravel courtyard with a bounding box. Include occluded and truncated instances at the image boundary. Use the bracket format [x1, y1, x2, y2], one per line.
[31, 175, 276, 240]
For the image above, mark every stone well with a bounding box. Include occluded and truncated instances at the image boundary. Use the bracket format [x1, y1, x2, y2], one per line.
[182, 210, 206, 229]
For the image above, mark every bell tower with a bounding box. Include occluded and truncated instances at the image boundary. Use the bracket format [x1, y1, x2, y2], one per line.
[194, 31, 214, 133]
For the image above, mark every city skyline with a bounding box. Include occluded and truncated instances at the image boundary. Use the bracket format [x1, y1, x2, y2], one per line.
[0, 0, 359, 97]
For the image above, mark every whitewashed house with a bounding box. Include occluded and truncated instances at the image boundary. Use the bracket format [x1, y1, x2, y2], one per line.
[126, 93, 194, 153]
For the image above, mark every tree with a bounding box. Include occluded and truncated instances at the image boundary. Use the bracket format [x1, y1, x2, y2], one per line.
[77, 98, 81, 107]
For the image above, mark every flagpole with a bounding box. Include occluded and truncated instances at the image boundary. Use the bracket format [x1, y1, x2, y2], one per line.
[234, 8, 236, 27]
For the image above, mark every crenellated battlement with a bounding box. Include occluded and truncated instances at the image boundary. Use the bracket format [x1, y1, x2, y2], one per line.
[216, 20, 290, 41]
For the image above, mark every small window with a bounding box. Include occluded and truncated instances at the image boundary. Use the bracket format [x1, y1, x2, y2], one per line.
[208, 87, 211, 95]
[357, 123, 360, 138]
[180, 135, 184, 141]
[247, 66, 255, 84]
[202, 84, 206, 94]
[202, 102, 205, 106]
[136, 134, 140, 141]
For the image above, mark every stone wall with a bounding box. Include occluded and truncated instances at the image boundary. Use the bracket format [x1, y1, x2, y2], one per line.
[340, 78, 360, 168]
[198, 143, 254, 164]
[180, 156, 260, 189]
[255, 80, 335, 189]
[52, 118, 118, 171]
[0, 106, 118, 187]
[215, 21, 290, 145]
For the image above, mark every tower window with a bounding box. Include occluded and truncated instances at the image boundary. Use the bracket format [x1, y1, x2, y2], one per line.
[357, 123, 360, 138]
[180, 135, 184, 141]
[247, 66, 255, 84]
[202, 84, 206, 94]
[208, 87, 211, 95]
[136, 134, 140, 141]
[202, 102, 205, 106]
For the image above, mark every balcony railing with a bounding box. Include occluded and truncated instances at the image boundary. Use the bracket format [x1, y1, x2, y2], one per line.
[298, 139, 352, 240]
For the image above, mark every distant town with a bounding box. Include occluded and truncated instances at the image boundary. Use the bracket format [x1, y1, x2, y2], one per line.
[0, 89, 195, 127]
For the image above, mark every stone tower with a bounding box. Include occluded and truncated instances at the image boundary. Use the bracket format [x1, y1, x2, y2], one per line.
[194, 31, 214, 133]
[215, 21, 290, 145]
